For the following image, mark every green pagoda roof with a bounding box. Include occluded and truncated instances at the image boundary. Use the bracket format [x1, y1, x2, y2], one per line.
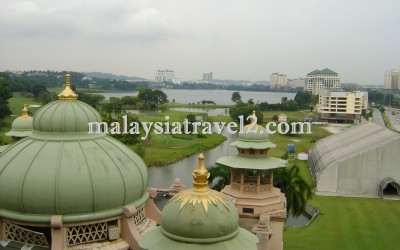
[217, 155, 287, 170]
[307, 68, 338, 76]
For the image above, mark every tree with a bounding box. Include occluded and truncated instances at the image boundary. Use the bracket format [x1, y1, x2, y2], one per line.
[138, 88, 153, 104]
[273, 165, 312, 217]
[111, 113, 143, 144]
[247, 98, 254, 105]
[208, 165, 231, 191]
[110, 97, 123, 119]
[231, 91, 242, 103]
[101, 102, 114, 118]
[31, 84, 47, 98]
[152, 89, 168, 107]
[185, 114, 196, 133]
[121, 96, 138, 106]
[38, 91, 53, 105]
[229, 104, 263, 124]
[78, 93, 105, 109]
[0, 74, 12, 123]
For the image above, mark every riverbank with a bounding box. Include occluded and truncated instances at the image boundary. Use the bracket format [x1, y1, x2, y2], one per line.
[131, 133, 226, 166]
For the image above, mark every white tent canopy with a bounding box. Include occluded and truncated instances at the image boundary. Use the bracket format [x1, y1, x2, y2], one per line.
[309, 122, 400, 197]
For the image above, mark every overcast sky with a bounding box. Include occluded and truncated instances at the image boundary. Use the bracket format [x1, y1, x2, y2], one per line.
[0, 0, 399, 84]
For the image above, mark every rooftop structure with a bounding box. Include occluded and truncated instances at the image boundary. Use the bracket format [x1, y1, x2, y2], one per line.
[5, 104, 33, 141]
[139, 154, 258, 249]
[0, 74, 161, 249]
[305, 68, 340, 95]
[216, 112, 288, 250]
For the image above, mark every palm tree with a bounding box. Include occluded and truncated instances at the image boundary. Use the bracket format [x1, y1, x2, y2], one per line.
[274, 165, 312, 217]
[208, 165, 231, 191]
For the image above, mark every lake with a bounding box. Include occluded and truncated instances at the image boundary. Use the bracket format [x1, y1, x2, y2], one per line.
[147, 130, 237, 188]
[100, 89, 296, 105]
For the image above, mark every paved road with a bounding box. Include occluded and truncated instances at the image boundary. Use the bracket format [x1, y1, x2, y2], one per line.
[373, 108, 385, 127]
[385, 108, 400, 131]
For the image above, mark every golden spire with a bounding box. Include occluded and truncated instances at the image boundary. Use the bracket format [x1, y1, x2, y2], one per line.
[169, 153, 229, 213]
[58, 73, 77, 100]
[22, 104, 29, 116]
[250, 110, 256, 124]
[192, 153, 210, 191]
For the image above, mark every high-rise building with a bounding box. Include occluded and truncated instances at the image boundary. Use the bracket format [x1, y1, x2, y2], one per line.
[270, 73, 287, 89]
[155, 70, 176, 83]
[384, 69, 400, 90]
[202, 72, 213, 81]
[317, 90, 368, 123]
[305, 68, 340, 95]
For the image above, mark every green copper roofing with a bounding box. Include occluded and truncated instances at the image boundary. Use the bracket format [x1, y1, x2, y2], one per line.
[235, 123, 276, 149]
[0, 145, 9, 154]
[161, 196, 239, 242]
[139, 154, 258, 249]
[139, 227, 258, 250]
[231, 140, 276, 149]
[0, 132, 148, 216]
[307, 68, 338, 76]
[217, 155, 287, 170]
[5, 105, 33, 137]
[33, 100, 101, 132]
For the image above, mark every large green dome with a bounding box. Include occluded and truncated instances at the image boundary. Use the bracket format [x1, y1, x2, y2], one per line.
[0, 133, 148, 216]
[0, 74, 148, 221]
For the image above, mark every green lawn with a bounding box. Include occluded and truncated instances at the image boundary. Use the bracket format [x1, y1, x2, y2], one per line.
[284, 196, 400, 250]
[131, 132, 226, 166]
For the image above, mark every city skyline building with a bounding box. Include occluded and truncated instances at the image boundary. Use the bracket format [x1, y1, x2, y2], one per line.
[384, 69, 400, 90]
[202, 72, 213, 81]
[270, 73, 287, 89]
[305, 68, 341, 95]
[287, 78, 305, 89]
[155, 70, 180, 84]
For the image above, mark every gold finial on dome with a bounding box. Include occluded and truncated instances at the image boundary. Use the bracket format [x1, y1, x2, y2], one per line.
[58, 73, 77, 100]
[169, 153, 229, 213]
[22, 104, 29, 116]
[250, 110, 256, 123]
[192, 153, 210, 190]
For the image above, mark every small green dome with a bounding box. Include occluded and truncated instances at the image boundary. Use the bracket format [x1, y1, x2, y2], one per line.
[33, 100, 101, 132]
[161, 154, 239, 242]
[233, 117, 276, 149]
[139, 154, 258, 249]
[239, 123, 270, 142]
[5, 104, 33, 137]
[161, 190, 239, 242]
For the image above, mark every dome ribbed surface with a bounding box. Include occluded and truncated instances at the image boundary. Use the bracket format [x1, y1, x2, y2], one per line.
[160, 192, 239, 242]
[33, 100, 101, 132]
[0, 134, 148, 215]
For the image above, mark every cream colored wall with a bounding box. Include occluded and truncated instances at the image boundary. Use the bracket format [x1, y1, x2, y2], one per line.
[269, 219, 284, 250]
